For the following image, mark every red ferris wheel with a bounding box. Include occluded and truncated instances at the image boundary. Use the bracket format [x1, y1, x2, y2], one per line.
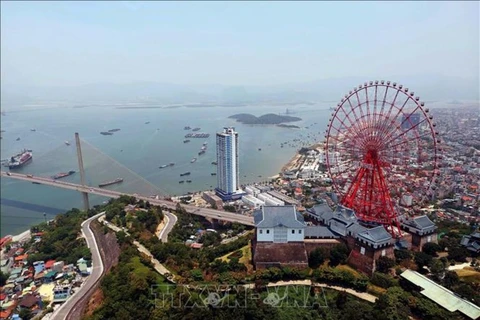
[324, 80, 440, 237]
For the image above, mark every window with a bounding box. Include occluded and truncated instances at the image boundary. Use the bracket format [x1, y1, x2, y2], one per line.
[299, 230, 302, 234]
[266, 230, 270, 234]
[360, 247, 365, 255]
[259, 230, 263, 234]
[381, 249, 386, 256]
[291, 230, 295, 234]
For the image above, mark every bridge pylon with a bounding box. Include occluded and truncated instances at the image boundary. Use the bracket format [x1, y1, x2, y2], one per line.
[75, 132, 90, 211]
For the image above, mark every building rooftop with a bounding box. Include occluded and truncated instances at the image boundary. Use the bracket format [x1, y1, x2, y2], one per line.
[400, 269, 480, 320]
[357, 226, 392, 244]
[254, 205, 305, 228]
[304, 226, 340, 238]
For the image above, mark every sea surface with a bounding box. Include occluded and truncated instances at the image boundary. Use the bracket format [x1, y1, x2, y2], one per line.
[0, 103, 332, 236]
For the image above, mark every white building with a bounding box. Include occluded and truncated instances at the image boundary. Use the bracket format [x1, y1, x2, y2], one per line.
[242, 195, 265, 209]
[215, 127, 241, 200]
[401, 194, 413, 207]
[254, 206, 306, 243]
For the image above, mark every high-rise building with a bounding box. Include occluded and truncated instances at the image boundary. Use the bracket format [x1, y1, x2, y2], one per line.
[215, 127, 243, 200]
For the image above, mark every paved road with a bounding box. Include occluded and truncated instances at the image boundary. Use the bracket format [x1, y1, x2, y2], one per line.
[1, 171, 254, 226]
[158, 211, 178, 243]
[51, 212, 105, 320]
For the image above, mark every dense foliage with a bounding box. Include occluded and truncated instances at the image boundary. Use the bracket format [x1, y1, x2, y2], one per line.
[85, 239, 165, 320]
[27, 208, 91, 265]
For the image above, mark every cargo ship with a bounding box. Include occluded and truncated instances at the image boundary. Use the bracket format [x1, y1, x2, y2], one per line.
[180, 172, 191, 177]
[52, 170, 76, 179]
[98, 178, 123, 187]
[8, 149, 33, 169]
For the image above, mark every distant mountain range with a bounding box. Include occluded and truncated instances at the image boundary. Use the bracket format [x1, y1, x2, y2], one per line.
[1, 74, 478, 106]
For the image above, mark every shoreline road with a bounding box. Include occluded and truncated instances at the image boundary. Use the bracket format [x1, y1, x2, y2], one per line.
[51, 212, 105, 320]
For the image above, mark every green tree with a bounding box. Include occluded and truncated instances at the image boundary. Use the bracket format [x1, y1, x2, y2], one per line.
[308, 247, 329, 268]
[422, 242, 441, 257]
[376, 256, 396, 273]
[447, 246, 468, 262]
[414, 252, 433, 271]
[19, 308, 33, 320]
[329, 243, 349, 266]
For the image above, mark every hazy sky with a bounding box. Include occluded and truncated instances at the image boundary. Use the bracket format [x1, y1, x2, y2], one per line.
[1, 1, 479, 86]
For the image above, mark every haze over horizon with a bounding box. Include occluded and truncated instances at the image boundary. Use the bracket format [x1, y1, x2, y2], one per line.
[1, 1, 479, 102]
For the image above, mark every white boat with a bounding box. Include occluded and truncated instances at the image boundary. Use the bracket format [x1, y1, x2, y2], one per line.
[65, 141, 70, 146]
[191, 158, 197, 163]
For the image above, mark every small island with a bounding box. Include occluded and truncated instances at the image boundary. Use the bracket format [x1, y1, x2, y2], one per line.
[228, 113, 302, 125]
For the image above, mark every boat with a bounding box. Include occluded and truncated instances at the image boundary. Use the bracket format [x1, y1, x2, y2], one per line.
[65, 141, 70, 146]
[32, 182, 41, 185]
[169, 163, 175, 166]
[186, 180, 192, 183]
[184, 126, 191, 130]
[30, 129, 36, 132]
[179, 180, 185, 184]
[191, 158, 197, 163]
[200, 146, 207, 150]
[159, 164, 168, 168]
[98, 178, 123, 187]
[192, 127, 201, 131]
[100, 132, 113, 135]
[211, 173, 216, 176]
[198, 150, 206, 155]
[16, 138, 20, 141]
[7, 149, 33, 169]
[211, 161, 217, 165]
[180, 172, 191, 176]
[258, 148, 262, 151]
[145, 121, 150, 124]
[108, 128, 121, 132]
[183, 140, 191, 143]
[203, 142, 208, 146]
[52, 170, 76, 180]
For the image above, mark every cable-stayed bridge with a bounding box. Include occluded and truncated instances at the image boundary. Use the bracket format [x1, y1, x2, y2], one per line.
[1, 171, 254, 226]
[1, 133, 254, 226]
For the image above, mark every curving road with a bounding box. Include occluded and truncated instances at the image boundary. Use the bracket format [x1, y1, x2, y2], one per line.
[51, 211, 105, 320]
[1, 171, 254, 226]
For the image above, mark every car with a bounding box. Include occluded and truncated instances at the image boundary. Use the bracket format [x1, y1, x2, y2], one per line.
[6, 172, 11, 176]
[90, 188, 94, 192]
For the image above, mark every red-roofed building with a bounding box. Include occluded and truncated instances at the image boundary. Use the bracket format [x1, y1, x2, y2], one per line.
[45, 260, 56, 270]
[0, 309, 12, 319]
[0, 293, 6, 301]
[14, 254, 28, 263]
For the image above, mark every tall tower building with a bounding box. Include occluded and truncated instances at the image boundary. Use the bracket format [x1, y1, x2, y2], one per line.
[215, 127, 242, 200]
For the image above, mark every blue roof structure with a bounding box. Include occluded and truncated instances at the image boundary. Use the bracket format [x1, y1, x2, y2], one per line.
[254, 206, 305, 228]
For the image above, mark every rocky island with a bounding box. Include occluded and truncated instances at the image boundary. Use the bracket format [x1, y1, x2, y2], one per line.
[229, 113, 302, 125]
